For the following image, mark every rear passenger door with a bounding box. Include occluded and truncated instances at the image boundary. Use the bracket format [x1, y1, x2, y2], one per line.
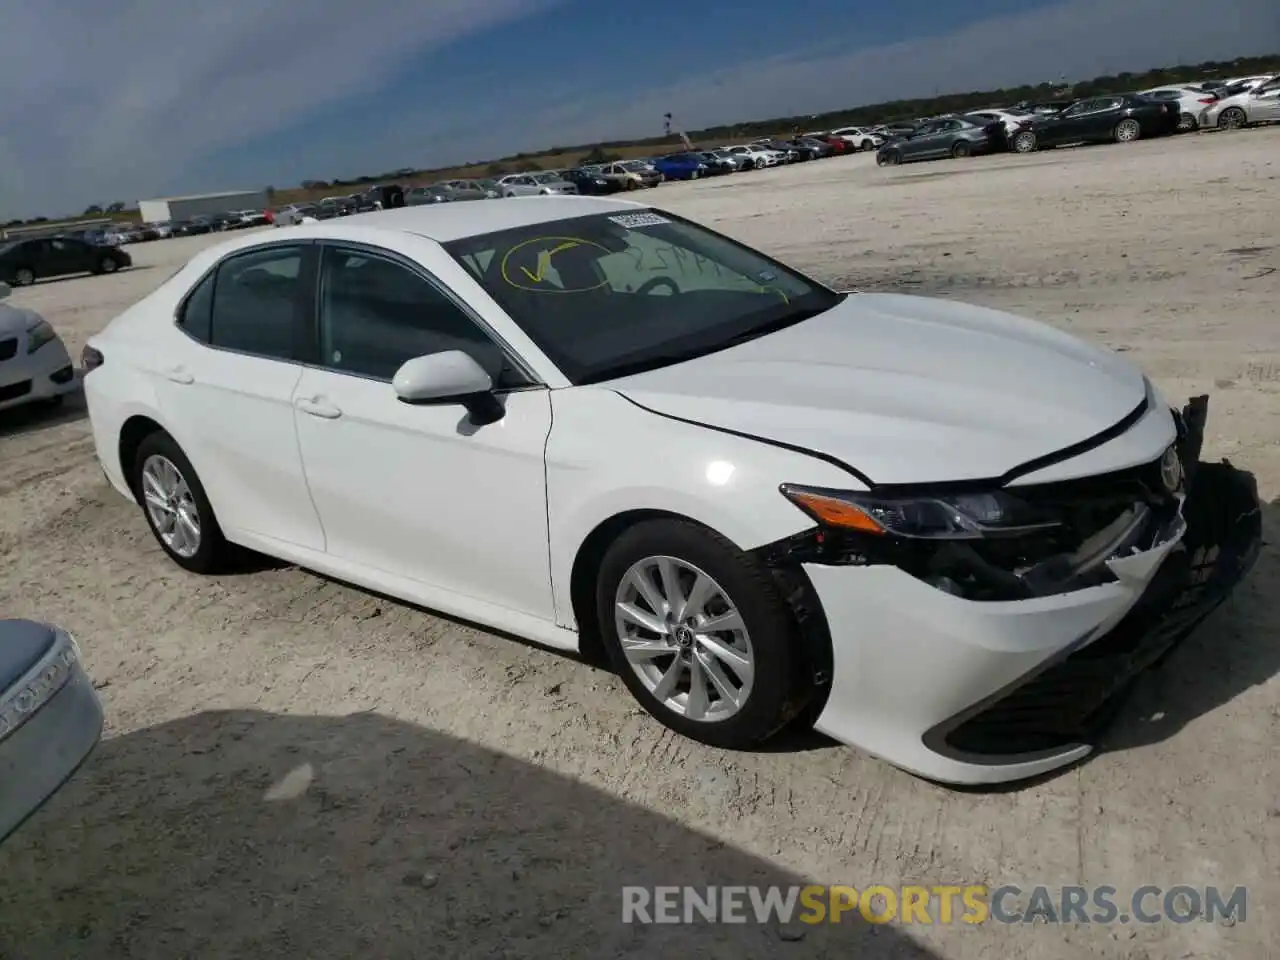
[154, 242, 327, 552]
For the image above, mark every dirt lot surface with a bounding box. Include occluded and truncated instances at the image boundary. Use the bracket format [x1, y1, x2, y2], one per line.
[2, 129, 1278, 960]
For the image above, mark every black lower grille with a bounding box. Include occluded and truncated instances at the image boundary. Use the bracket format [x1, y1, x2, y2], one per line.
[0, 380, 32, 402]
[928, 460, 1262, 760]
[49, 365, 74, 384]
[0, 338, 17, 362]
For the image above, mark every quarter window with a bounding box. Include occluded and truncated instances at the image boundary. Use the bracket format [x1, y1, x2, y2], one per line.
[179, 272, 215, 343]
[209, 245, 304, 359]
[317, 248, 518, 385]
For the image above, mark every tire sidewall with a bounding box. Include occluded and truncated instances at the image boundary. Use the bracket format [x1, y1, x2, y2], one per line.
[594, 519, 805, 749]
[132, 431, 226, 573]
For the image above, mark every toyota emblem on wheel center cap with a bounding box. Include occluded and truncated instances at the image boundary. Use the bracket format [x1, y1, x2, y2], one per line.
[675, 626, 695, 648]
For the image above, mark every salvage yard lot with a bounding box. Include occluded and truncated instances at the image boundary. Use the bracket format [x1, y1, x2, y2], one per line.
[1, 129, 1278, 959]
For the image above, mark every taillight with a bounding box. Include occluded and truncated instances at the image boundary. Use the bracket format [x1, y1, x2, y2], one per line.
[1199, 97, 1217, 104]
[82, 345, 104, 372]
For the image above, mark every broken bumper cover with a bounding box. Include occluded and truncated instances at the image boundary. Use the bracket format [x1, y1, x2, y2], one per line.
[803, 398, 1262, 785]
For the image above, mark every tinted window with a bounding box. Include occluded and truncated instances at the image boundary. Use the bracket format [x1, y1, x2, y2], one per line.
[210, 245, 303, 359]
[180, 272, 215, 342]
[317, 247, 515, 384]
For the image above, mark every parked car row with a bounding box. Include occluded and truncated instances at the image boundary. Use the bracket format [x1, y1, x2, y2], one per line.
[873, 77, 1279, 167]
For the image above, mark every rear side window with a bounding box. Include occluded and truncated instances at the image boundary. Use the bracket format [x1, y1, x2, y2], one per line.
[179, 272, 214, 343]
[209, 245, 304, 360]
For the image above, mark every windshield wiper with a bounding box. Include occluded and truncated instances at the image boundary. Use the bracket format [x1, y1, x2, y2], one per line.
[720, 302, 840, 348]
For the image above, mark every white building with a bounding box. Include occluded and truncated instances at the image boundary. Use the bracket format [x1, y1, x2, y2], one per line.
[137, 190, 270, 224]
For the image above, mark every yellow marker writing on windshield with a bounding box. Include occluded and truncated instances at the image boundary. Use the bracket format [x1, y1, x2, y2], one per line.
[520, 240, 581, 284]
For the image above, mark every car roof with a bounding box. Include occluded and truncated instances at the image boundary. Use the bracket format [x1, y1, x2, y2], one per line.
[233, 196, 651, 248]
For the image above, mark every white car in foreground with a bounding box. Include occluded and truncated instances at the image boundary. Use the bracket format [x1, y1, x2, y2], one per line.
[81, 198, 1261, 784]
[1198, 75, 1280, 130]
[0, 282, 78, 412]
[1137, 86, 1221, 131]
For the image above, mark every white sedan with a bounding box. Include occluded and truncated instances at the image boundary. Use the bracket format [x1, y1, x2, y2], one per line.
[1137, 86, 1222, 131]
[0, 282, 78, 412]
[81, 198, 1261, 784]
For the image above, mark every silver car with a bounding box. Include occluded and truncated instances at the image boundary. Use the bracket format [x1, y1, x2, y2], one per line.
[1199, 76, 1280, 130]
[0, 619, 103, 843]
[495, 172, 578, 197]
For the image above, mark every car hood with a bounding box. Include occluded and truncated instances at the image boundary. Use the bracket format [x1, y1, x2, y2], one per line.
[0, 302, 40, 337]
[607, 293, 1150, 485]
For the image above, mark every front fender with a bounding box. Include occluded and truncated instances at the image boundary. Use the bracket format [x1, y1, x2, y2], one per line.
[546, 388, 858, 629]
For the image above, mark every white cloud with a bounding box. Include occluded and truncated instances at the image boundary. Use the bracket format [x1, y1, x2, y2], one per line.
[0, 0, 560, 217]
[1, 0, 1275, 218]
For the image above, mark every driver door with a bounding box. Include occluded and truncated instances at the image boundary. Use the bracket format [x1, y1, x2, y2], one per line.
[1040, 101, 1090, 146]
[290, 243, 556, 621]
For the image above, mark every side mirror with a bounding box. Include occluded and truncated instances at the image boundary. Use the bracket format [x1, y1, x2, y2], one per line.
[393, 350, 503, 424]
[0, 282, 9, 300]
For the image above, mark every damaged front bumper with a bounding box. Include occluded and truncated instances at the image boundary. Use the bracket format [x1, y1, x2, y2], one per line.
[797, 396, 1262, 784]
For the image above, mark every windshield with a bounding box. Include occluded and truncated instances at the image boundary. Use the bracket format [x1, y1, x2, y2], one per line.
[443, 210, 842, 385]
[532, 173, 562, 184]
[622, 161, 649, 171]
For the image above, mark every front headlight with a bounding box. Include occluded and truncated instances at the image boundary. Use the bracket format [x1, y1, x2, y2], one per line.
[779, 484, 1062, 540]
[26, 318, 58, 354]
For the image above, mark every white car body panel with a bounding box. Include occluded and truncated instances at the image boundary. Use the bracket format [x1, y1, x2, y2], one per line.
[80, 198, 1246, 784]
[0, 297, 78, 412]
[607, 292, 1151, 485]
[1198, 76, 1280, 127]
[1138, 86, 1216, 126]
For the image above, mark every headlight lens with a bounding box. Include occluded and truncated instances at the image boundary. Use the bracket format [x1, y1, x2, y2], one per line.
[780, 484, 1062, 540]
[26, 318, 57, 354]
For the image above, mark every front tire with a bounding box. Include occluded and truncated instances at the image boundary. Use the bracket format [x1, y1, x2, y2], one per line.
[951, 141, 972, 158]
[131, 431, 230, 574]
[96, 255, 120, 274]
[1177, 112, 1197, 132]
[595, 519, 807, 749]
[12, 267, 35, 286]
[876, 151, 901, 166]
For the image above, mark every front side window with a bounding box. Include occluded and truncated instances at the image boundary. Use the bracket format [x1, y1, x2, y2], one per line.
[209, 245, 304, 359]
[444, 210, 842, 385]
[317, 247, 519, 385]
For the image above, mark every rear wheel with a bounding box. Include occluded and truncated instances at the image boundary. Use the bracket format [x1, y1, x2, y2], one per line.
[951, 140, 972, 158]
[753, 158, 764, 169]
[876, 150, 901, 167]
[1177, 112, 1197, 132]
[861, 139, 874, 152]
[1114, 118, 1141, 143]
[96, 255, 120, 274]
[1011, 130, 1038, 154]
[12, 266, 34, 286]
[596, 519, 808, 749]
[1218, 107, 1246, 130]
[131, 431, 230, 574]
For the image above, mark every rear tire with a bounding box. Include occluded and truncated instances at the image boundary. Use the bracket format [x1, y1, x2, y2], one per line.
[595, 519, 808, 750]
[12, 267, 35, 286]
[1177, 112, 1197, 132]
[1218, 107, 1246, 130]
[876, 151, 901, 166]
[96, 255, 119, 275]
[131, 431, 230, 574]
[1011, 130, 1038, 154]
[1113, 118, 1141, 143]
[951, 141, 972, 158]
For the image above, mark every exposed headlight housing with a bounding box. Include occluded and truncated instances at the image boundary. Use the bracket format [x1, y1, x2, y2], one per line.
[779, 484, 1062, 540]
[26, 318, 57, 354]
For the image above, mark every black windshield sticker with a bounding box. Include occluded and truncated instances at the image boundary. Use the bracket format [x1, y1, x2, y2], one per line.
[608, 212, 671, 228]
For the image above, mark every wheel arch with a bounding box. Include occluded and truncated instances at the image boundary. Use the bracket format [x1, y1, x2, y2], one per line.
[117, 414, 167, 499]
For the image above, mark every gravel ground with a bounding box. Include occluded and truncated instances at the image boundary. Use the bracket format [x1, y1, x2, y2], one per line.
[1, 128, 1277, 960]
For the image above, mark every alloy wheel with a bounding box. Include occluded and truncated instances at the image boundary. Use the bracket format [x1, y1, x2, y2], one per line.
[141, 454, 202, 558]
[1116, 119, 1141, 142]
[1219, 108, 1246, 130]
[14, 268, 34, 286]
[613, 556, 755, 722]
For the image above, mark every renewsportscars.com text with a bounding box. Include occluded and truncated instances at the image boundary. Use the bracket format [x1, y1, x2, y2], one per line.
[621, 884, 1247, 926]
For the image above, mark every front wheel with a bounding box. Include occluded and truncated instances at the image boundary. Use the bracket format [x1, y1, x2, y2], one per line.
[876, 151, 901, 166]
[1011, 130, 1038, 154]
[132, 431, 230, 574]
[1114, 118, 1141, 143]
[1218, 107, 1246, 130]
[1177, 112, 1197, 132]
[596, 519, 808, 749]
[12, 267, 35, 286]
[951, 141, 972, 158]
[97, 255, 120, 274]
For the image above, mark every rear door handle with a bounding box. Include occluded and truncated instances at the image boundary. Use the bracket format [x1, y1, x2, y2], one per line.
[164, 366, 193, 384]
[295, 396, 342, 419]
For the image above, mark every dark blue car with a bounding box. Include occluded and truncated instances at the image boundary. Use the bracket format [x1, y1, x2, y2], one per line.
[651, 153, 710, 181]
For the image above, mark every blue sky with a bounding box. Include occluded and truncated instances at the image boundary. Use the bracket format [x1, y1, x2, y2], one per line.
[0, 0, 1275, 218]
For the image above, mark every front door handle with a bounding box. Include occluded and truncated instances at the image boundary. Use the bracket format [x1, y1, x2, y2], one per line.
[164, 366, 193, 384]
[295, 396, 342, 419]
